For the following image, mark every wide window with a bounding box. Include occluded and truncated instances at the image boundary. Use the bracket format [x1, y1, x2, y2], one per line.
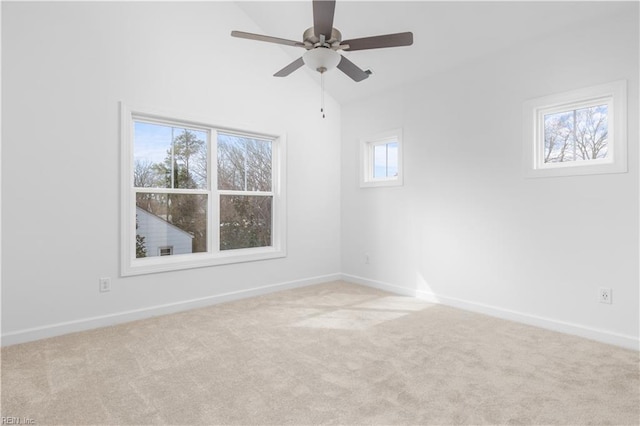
[523, 80, 627, 178]
[121, 105, 286, 276]
[360, 128, 403, 187]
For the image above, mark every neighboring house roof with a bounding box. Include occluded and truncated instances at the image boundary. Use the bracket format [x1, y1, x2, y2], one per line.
[135, 206, 194, 239]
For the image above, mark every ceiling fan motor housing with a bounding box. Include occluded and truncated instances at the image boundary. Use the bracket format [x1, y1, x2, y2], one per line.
[303, 27, 342, 49]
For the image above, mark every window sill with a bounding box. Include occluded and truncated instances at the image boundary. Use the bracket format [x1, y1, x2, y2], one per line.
[524, 159, 626, 178]
[122, 247, 286, 276]
[360, 178, 403, 188]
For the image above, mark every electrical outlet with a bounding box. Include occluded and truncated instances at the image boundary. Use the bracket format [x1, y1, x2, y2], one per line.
[99, 277, 111, 293]
[598, 287, 612, 304]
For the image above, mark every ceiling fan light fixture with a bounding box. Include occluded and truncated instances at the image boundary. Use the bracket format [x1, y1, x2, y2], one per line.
[302, 48, 341, 73]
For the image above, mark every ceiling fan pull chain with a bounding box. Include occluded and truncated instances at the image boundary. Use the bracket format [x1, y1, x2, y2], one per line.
[321, 71, 325, 119]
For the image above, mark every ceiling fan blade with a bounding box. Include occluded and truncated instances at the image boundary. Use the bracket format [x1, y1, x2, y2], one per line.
[274, 57, 305, 77]
[337, 55, 369, 82]
[341, 32, 413, 51]
[231, 31, 305, 48]
[313, 0, 336, 39]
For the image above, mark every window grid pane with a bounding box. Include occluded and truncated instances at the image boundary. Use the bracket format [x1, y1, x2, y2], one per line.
[219, 195, 272, 250]
[543, 104, 608, 164]
[387, 142, 398, 177]
[133, 121, 208, 190]
[218, 133, 272, 192]
[373, 144, 387, 178]
[135, 192, 207, 258]
[372, 141, 399, 178]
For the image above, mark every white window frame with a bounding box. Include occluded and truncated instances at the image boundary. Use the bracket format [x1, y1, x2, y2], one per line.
[523, 80, 627, 178]
[120, 103, 287, 276]
[360, 128, 403, 188]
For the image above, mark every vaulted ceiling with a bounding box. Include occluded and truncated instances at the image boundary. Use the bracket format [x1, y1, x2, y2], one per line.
[235, 1, 629, 104]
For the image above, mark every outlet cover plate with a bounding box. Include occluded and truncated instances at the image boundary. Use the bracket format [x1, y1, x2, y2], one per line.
[599, 287, 612, 304]
[99, 277, 111, 293]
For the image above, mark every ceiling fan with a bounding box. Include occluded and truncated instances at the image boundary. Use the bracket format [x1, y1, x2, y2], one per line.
[231, 0, 413, 82]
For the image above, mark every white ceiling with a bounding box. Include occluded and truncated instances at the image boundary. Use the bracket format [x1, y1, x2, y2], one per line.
[235, 1, 628, 104]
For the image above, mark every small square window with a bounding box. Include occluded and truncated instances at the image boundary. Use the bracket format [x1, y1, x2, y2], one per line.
[360, 129, 403, 187]
[523, 80, 627, 178]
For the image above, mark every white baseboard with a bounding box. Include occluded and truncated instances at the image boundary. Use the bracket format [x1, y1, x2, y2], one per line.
[4, 272, 637, 351]
[342, 274, 640, 351]
[1, 273, 342, 347]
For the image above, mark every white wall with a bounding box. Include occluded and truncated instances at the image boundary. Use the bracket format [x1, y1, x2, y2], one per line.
[3, 2, 638, 350]
[1, 2, 342, 343]
[341, 8, 639, 349]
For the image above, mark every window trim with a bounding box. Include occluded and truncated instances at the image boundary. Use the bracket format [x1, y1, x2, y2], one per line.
[523, 80, 627, 178]
[360, 128, 403, 188]
[120, 103, 287, 276]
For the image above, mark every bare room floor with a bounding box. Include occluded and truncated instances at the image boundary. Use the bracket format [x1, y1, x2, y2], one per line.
[2, 281, 638, 425]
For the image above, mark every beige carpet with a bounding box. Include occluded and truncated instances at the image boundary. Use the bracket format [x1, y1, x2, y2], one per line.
[1, 281, 639, 425]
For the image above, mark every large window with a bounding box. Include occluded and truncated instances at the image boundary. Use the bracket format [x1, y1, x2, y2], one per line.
[121, 105, 286, 276]
[523, 80, 627, 178]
